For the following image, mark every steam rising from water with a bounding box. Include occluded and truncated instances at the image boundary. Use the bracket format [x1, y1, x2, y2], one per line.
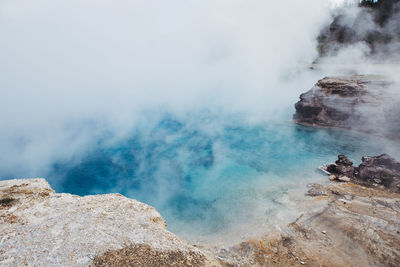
[0, 0, 330, 177]
[1, 1, 399, 242]
[48, 116, 400, 243]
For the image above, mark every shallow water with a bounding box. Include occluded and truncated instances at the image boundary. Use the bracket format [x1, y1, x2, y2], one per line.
[46, 114, 399, 243]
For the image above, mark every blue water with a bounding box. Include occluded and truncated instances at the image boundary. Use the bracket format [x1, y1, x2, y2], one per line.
[45, 114, 399, 240]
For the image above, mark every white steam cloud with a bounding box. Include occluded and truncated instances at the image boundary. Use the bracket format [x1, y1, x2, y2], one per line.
[0, 0, 330, 177]
[315, 2, 400, 136]
[318, 2, 400, 64]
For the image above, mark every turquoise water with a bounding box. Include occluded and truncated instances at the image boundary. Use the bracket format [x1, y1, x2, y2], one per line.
[0, 110, 396, 241]
[43, 114, 399, 241]
[25, 115, 399, 243]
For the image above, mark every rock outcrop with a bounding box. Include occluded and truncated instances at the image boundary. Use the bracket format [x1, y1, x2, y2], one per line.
[324, 154, 400, 192]
[293, 75, 400, 140]
[0, 178, 216, 267]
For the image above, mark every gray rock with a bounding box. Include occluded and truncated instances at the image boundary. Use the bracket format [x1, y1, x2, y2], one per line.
[357, 154, 400, 191]
[326, 155, 355, 178]
[324, 154, 400, 192]
[336, 155, 353, 166]
[0, 179, 215, 267]
[294, 76, 400, 140]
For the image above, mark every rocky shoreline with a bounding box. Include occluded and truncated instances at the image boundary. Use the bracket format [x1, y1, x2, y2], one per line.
[206, 154, 400, 266]
[2, 77, 400, 266]
[322, 154, 400, 192]
[2, 156, 400, 267]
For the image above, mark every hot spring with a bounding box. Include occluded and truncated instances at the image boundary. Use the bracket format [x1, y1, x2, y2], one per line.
[42, 112, 400, 244]
[2, 0, 400, 246]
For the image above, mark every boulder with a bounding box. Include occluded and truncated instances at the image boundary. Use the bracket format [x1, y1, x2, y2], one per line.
[293, 76, 368, 128]
[326, 155, 355, 178]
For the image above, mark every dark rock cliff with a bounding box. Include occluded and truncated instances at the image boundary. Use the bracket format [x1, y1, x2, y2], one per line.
[325, 154, 400, 192]
[293, 75, 400, 140]
[317, 0, 400, 60]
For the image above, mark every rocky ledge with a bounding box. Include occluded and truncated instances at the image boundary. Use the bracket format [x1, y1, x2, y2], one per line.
[293, 75, 400, 140]
[1, 162, 400, 266]
[0, 179, 217, 266]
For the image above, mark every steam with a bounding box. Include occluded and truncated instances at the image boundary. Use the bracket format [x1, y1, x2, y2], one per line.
[317, 2, 400, 64]
[2, 0, 400, 242]
[314, 1, 400, 141]
[0, 0, 330, 177]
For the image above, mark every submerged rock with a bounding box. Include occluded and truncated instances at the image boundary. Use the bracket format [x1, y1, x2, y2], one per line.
[0, 178, 216, 266]
[293, 75, 400, 140]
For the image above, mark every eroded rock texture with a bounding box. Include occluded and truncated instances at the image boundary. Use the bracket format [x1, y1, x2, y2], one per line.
[214, 183, 400, 267]
[294, 75, 400, 140]
[325, 154, 400, 192]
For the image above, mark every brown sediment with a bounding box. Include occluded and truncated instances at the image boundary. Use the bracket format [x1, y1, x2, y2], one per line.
[93, 243, 209, 267]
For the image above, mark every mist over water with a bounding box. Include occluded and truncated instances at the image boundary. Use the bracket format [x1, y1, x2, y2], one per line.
[1, 0, 400, 243]
[0, 0, 329, 177]
[47, 113, 400, 242]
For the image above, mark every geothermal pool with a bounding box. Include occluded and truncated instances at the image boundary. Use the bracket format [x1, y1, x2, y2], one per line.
[47, 113, 400, 243]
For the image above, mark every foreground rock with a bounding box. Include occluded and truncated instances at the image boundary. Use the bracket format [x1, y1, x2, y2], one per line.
[1, 177, 399, 266]
[324, 154, 400, 192]
[293, 75, 400, 140]
[211, 182, 400, 267]
[0, 179, 216, 266]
